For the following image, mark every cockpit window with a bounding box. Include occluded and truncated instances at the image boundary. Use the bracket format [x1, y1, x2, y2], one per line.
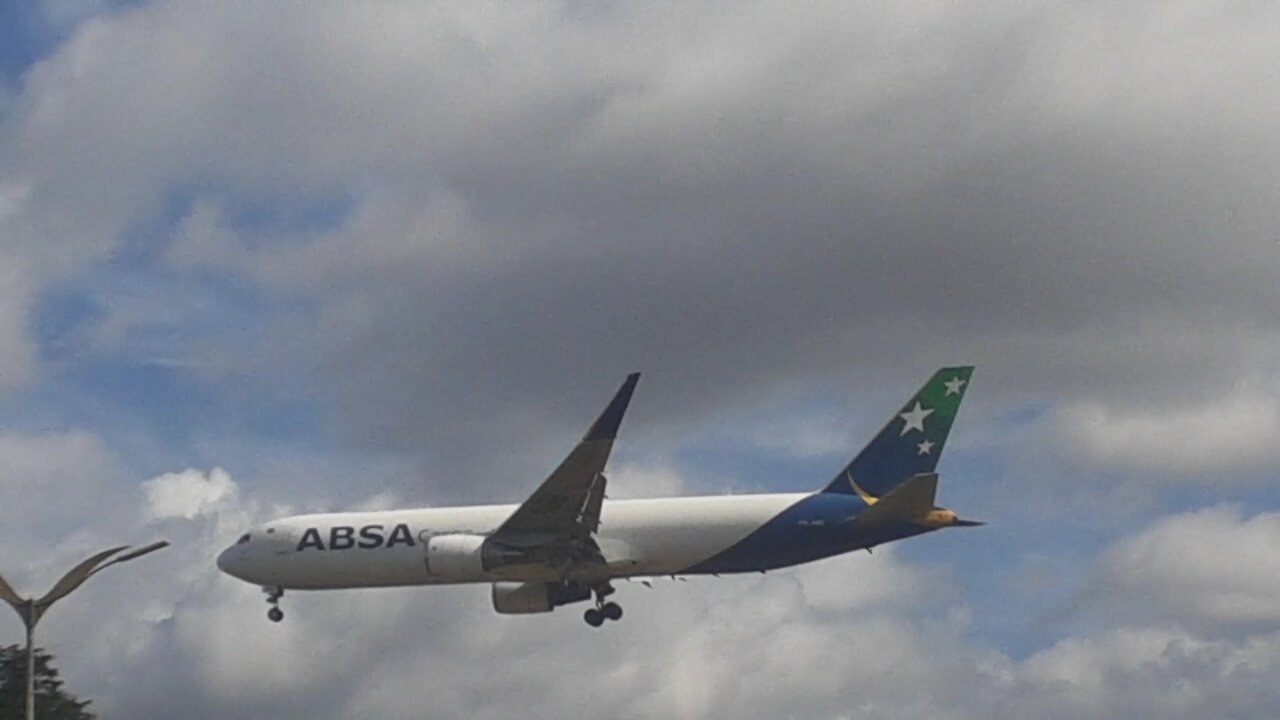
[237, 533, 251, 544]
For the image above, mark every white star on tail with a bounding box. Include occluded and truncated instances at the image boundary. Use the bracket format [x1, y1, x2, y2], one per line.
[917, 439, 934, 455]
[899, 402, 934, 435]
[944, 377, 967, 396]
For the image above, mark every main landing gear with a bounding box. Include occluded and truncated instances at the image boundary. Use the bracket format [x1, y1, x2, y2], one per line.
[583, 583, 622, 627]
[264, 586, 284, 623]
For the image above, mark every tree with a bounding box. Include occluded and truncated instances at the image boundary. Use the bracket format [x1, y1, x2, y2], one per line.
[0, 645, 94, 719]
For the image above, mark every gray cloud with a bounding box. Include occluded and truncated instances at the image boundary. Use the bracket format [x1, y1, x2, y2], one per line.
[6, 3, 1278, 406]
[15, 0, 1265, 492]
[1085, 505, 1280, 634]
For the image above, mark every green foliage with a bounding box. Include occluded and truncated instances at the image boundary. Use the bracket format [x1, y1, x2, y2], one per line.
[0, 645, 95, 719]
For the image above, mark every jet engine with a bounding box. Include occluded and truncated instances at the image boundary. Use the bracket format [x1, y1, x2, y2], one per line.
[425, 535, 537, 578]
[491, 581, 593, 614]
[425, 534, 486, 577]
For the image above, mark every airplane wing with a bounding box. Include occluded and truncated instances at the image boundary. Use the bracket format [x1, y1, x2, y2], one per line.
[490, 373, 640, 551]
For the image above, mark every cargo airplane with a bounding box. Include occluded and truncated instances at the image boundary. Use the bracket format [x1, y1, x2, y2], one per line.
[217, 367, 981, 627]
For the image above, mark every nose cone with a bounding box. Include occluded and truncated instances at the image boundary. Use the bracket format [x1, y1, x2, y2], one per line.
[217, 545, 245, 579]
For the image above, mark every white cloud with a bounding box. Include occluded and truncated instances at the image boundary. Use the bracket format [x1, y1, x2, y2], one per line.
[1021, 627, 1197, 696]
[607, 462, 688, 498]
[1049, 385, 1280, 477]
[142, 467, 240, 521]
[1014, 627, 1280, 720]
[0, 192, 40, 391]
[0, 429, 128, 567]
[163, 200, 242, 274]
[2, 444, 1279, 720]
[1090, 505, 1280, 630]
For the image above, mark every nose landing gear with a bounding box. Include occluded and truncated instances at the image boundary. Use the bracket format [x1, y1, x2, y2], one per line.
[583, 583, 622, 627]
[264, 586, 284, 622]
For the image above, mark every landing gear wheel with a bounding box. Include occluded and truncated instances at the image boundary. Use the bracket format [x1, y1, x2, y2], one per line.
[263, 586, 285, 623]
[601, 602, 622, 621]
[584, 608, 605, 627]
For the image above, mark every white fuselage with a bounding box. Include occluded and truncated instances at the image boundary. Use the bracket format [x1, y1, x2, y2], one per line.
[217, 493, 812, 590]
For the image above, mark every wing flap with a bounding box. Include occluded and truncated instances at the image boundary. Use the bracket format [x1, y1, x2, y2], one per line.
[580, 473, 607, 535]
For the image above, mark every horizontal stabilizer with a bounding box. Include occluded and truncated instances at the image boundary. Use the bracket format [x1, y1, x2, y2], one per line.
[951, 519, 985, 527]
[853, 473, 938, 527]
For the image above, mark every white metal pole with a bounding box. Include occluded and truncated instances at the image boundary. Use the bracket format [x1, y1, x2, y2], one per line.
[25, 605, 35, 720]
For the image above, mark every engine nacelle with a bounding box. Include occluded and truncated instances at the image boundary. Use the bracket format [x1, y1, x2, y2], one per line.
[491, 581, 593, 614]
[425, 534, 488, 578]
[425, 535, 538, 579]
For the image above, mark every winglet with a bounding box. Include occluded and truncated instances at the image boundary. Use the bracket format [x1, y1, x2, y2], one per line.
[583, 373, 641, 441]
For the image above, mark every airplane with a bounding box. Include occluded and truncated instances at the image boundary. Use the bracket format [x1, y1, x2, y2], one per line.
[217, 367, 982, 627]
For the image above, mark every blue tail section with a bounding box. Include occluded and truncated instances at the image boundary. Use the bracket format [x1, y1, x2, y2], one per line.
[821, 367, 973, 497]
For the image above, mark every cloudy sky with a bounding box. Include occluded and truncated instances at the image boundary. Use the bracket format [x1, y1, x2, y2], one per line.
[2, 0, 1280, 717]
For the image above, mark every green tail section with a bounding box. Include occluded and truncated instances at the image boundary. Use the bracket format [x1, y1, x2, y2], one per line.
[822, 366, 974, 497]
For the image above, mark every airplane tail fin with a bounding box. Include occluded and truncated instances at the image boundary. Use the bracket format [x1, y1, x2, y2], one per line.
[821, 366, 973, 498]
